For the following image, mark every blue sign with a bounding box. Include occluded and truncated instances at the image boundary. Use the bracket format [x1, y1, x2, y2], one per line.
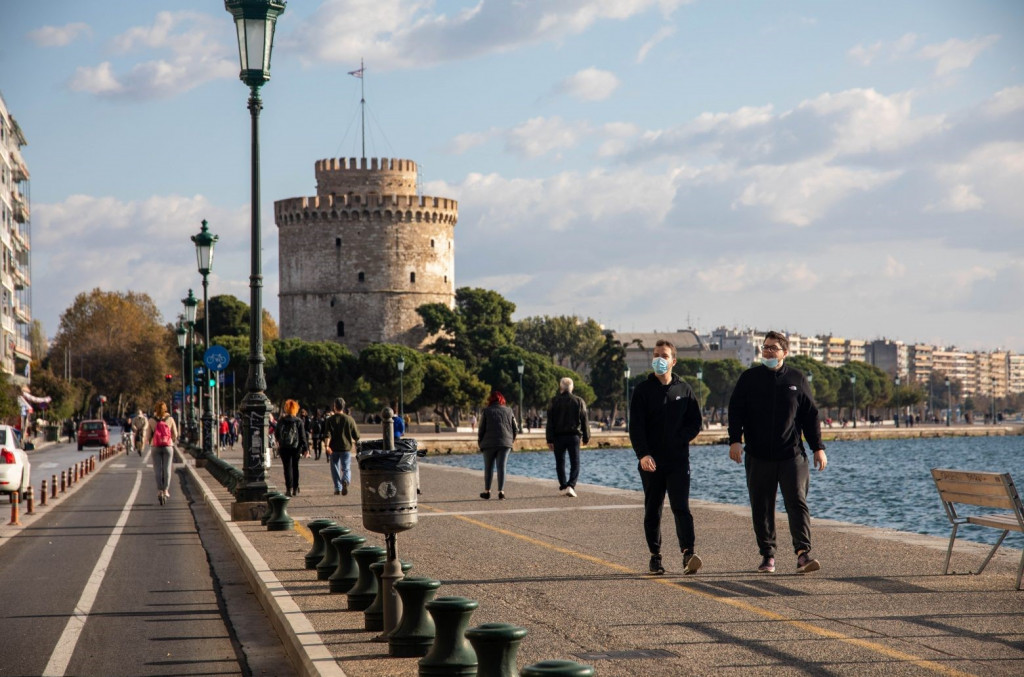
[204, 345, 230, 372]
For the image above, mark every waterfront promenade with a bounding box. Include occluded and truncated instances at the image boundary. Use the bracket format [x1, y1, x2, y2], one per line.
[189, 439, 1024, 676]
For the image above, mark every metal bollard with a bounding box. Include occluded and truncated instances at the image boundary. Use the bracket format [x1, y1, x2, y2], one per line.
[366, 560, 412, 633]
[266, 494, 294, 531]
[521, 660, 595, 676]
[466, 623, 529, 677]
[327, 532, 365, 592]
[315, 526, 354, 581]
[40, 480, 47, 506]
[389, 576, 442, 657]
[25, 486, 34, 514]
[303, 519, 338, 569]
[347, 545, 387, 611]
[8, 492, 21, 526]
[418, 596, 479, 676]
[60, 470, 66, 492]
[52, 474, 58, 497]
[260, 492, 280, 526]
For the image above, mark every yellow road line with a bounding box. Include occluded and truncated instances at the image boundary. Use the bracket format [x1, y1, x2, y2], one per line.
[419, 504, 974, 677]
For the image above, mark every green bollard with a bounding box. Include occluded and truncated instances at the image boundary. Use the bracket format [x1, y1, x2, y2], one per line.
[365, 560, 413, 633]
[346, 545, 387, 610]
[418, 596, 479, 676]
[266, 494, 294, 531]
[521, 660, 594, 677]
[466, 623, 529, 677]
[304, 519, 338, 569]
[261, 491, 280, 526]
[315, 526, 353, 580]
[327, 533, 366, 593]
[389, 577, 442, 657]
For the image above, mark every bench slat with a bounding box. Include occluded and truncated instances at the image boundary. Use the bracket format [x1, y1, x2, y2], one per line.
[935, 480, 1012, 498]
[939, 491, 1016, 510]
[968, 513, 1024, 532]
[931, 469, 1008, 484]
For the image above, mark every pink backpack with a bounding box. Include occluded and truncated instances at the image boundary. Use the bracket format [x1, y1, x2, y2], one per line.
[152, 418, 174, 447]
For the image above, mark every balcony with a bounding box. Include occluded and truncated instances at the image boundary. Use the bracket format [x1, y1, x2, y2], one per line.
[13, 303, 30, 325]
[12, 338, 31, 358]
[12, 267, 29, 289]
[11, 228, 29, 251]
[11, 192, 29, 223]
[11, 158, 29, 183]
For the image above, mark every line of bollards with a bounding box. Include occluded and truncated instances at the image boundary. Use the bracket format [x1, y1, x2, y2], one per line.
[6, 448, 114, 532]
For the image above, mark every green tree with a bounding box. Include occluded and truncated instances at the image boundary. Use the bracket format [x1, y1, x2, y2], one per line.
[206, 294, 280, 342]
[516, 315, 604, 372]
[357, 343, 425, 410]
[30, 367, 82, 421]
[700, 358, 746, 422]
[267, 338, 357, 409]
[480, 347, 592, 415]
[29, 319, 47, 361]
[588, 332, 627, 417]
[418, 287, 516, 371]
[412, 354, 489, 426]
[0, 370, 20, 423]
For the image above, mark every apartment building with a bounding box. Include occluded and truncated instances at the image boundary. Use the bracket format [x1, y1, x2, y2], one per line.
[1010, 354, 1024, 395]
[909, 344, 934, 385]
[705, 327, 763, 366]
[0, 93, 31, 385]
[866, 339, 909, 379]
[788, 333, 824, 361]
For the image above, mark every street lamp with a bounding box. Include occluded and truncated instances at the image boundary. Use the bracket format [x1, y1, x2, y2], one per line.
[850, 374, 857, 428]
[624, 366, 631, 432]
[176, 319, 188, 440]
[182, 290, 199, 445]
[894, 376, 900, 428]
[517, 359, 525, 434]
[945, 377, 951, 427]
[397, 357, 405, 419]
[192, 219, 219, 461]
[991, 377, 997, 425]
[225, 0, 286, 507]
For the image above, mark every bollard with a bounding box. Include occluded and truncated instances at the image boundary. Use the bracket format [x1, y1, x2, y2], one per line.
[315, 526, 354, 581]
[303, 519, 338, 569]
[40, 480, 47, 506]
[389, 576, 442, 657]
[266, 494, 294, 531]
[52, 475, 58, 498]
[261, 492, 281, 526]
[521, 661, 594, 677]
[60, 470, 66, 492]
[347, 545, 387, 610]
[8, 492, 21, 526]
[466, 623, 529, 677]
[25, 486, 34, 514]
[327, 532, 366, 593]
[365, 560, 412, 633]
[418, 596, 479, 676]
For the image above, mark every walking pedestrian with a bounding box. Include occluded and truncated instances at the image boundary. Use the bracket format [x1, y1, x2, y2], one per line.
[146, 402, 179, 505]
[130, 408, 148, 457]
[629, 339, 703, 575]
[274, 399, 309, 497]
[545, 377, 590, 497]
[728, 330, 827, 574]
[478, 391, 517, 499]
[324, 397, 360, 496]
[310, 409, 325, 460]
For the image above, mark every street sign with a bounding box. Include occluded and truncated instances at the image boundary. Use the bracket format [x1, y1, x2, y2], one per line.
[204, 345, 230, 372]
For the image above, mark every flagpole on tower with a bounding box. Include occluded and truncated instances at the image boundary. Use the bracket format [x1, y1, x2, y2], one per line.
[347, 59, 367, 159]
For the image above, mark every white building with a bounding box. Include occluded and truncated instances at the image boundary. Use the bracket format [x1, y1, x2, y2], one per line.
[0, 92, 31, 385]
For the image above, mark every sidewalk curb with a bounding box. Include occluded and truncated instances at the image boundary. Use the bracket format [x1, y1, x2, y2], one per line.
[182, 460, 347, 677]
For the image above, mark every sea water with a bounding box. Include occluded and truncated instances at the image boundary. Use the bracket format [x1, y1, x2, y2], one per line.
[423, 436, 1024, 548]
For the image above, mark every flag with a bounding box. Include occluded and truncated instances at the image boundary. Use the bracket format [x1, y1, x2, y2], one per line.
[348, 67, 364, 79]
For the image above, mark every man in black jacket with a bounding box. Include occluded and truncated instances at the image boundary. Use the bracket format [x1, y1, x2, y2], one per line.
[728, 330, 828, 574]
[545, 377, 590, 497]
[629, 340, 704, 575]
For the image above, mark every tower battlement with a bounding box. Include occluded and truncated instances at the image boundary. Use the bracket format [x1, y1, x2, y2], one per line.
[315, 156, 418, 196]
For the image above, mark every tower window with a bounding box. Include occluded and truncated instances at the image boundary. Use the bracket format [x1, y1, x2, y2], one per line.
[335, 237, 341, 247]
[410, 272, 416, 283]
[337, 321, 345, 337]
[431, 239, 435, 248]
[444, 275, 448, 283]
[358, 272, 365, 282]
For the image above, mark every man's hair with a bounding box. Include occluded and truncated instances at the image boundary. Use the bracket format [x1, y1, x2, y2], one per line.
[654, 339, 676, 359]
[559, 377, 574, 393]
[764, 330, 789, 352]
[333, 397, 346, 411]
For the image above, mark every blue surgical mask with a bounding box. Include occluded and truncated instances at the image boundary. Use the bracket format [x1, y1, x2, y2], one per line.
[761, 357, 780, 369]
[652, 357, 670, 375]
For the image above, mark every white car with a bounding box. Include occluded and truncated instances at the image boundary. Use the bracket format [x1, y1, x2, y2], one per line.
[0, 424, 30, 497]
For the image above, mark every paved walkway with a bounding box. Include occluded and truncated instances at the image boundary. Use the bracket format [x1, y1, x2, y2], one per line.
[187, 445, 1024, 677]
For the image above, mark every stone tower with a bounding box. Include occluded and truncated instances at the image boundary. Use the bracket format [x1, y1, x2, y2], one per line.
[274, 157, 457, 351]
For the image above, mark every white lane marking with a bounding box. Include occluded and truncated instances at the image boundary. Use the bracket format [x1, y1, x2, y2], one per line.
[42, 470, 143, 677]
[38, 462, 59, 469]
[110, 464, 127, 468]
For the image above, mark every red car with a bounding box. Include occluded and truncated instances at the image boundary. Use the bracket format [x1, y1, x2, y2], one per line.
[77, 420, 109, 451]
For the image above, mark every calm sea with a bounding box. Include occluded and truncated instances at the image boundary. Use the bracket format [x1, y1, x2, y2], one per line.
[423, 436, 1024, 548]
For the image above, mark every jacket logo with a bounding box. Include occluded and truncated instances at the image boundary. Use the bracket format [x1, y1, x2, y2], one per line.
[676, 396, 682, 400]
[789, 386, 798, 390]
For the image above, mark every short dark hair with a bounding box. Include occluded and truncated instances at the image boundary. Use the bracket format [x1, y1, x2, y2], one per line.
[334, 397, 346, 411]
[655, 339, 676, 359]
[764, 331, 789, 352]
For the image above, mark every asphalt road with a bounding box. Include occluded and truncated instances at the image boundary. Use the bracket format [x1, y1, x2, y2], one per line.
[0, 440, 291, 676]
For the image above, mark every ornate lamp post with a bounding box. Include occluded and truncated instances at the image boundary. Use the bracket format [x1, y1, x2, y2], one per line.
[397, 357, 405, 419]
[225, 0, 286, 508]
[182, 290, 199, 445]
[945, 377, 951, 427]
[192, 219, 219, 461]
[894, 376, 900, 428]
[517, 359, 525, 434]
[991, 377, 997, 425]
[624, 366, 631, 432]
[176, 320, 188, 441]
[850, 374, 857, 428]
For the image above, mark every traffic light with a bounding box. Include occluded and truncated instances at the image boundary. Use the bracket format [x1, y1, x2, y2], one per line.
[208, 378, 216, 388]
[164, 374, 173, 383]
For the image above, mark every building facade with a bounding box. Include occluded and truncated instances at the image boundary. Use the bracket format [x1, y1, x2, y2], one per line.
[274, 157, 457, 352]
[0, 93, 31, 385]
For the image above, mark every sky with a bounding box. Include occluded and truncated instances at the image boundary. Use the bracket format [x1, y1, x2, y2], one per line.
[2, 0, 1023, 353]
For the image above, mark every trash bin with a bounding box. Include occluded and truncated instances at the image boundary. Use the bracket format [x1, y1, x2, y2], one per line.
[44, 424, 60, 442]
[357, 441, 418, 534]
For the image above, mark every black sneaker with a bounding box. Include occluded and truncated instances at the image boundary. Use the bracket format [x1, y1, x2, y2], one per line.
[649, 554, 665, 575]
[682, 552, 702, 575]
[757, 556, 776, 573]
[796, 552, 820, 573]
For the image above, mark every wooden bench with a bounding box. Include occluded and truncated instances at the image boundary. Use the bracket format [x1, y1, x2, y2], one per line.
[931, 468, 1024, 589]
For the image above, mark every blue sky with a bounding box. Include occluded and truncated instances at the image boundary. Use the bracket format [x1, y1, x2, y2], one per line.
[2, 0, 1022, 351]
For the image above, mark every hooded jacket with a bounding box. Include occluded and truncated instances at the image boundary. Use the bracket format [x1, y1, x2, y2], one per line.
[727, 363, 824, 460]
[628, 373, 702, 464]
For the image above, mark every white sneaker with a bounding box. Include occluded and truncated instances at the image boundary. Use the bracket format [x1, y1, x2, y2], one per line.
[565, 487, 577, 498]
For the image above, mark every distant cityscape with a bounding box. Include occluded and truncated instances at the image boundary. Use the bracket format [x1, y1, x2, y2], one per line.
[614, 327, 1022, 399]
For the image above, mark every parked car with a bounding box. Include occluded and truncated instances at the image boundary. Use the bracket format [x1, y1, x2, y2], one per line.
[0, 424, 30, 497]
[77, 419, 110, 451]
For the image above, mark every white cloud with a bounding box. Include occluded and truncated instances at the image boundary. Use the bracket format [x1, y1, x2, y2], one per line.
[27, 22, 91, 47]
[925, 183, 983, 213]
[636, 25, 675, 63]
[884, 256, 906, 278]
[848, 33, 916, 66]
[556, 67, 621, 102]
[981, 85, 1024, 118]
[918, 34, 999, 77]
[505, 116, 586, 158]
[69, 11, 236, 100]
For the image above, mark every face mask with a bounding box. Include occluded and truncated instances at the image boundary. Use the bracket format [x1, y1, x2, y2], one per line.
[652, 357, 670, 375]
[761, 357, 780, 369]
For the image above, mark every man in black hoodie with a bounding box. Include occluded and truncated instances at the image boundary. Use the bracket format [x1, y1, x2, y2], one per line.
[629, 339, 704, 575]
[728, 331, 828, 575]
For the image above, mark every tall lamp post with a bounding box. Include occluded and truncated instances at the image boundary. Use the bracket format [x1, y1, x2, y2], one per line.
[945, 377, 951, 427]
[192, 219, 218, 461]
[176, 320, 188, 441]
[991, 377, 997, 425]
[225, 0, 286, 507]
[397, 357, 405, 419]
[182, 290, 199, 445]
[517, 359, 525, 434]
[850, 374, 857, 428]
[894, 376, 900, 428]
[696, 368, 704, 420]
[624, 366, 631, 432]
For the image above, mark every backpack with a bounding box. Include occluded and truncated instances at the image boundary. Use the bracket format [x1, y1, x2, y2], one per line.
[279, 417, 300, 451]
[152, 418, 173, 447]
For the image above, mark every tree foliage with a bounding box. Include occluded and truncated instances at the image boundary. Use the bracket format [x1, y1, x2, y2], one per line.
[516, 315, 604, 372]
[205, 293, 279, 342]
[268, 338, 357, 409]
[418, 287, 516, 371]
[588, 332, 627, 412]
[29, 368, 82, 420]
[357, 343, 425, 409]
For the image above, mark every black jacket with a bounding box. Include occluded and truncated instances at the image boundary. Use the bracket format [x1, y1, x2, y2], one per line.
[545, 391, 590, 444]
[727, 364, 824, 460]
[478, 403, 517, 450]
[275, 414, 308, 454]
[628, 374, 702, 463]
